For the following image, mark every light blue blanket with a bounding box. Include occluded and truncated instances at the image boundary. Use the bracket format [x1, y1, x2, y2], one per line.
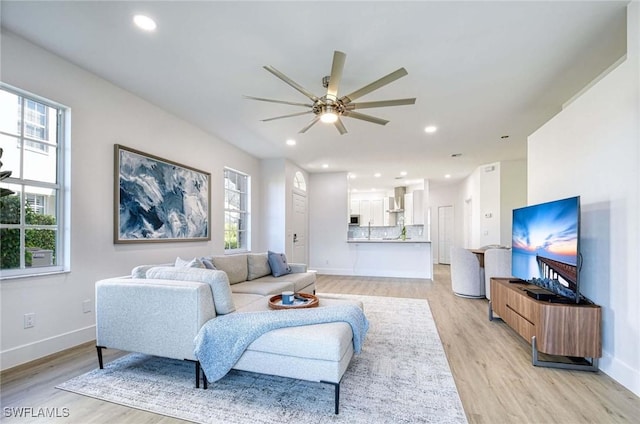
[194, 304, 369, 382]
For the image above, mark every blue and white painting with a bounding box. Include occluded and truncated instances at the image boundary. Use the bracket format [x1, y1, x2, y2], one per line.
[115, 145, 210, 242]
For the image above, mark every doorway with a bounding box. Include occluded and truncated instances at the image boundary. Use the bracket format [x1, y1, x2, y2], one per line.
[438, 205, 454, 264]
[291, 191, 308, 264]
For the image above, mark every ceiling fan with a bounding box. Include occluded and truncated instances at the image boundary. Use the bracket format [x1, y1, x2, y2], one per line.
[244, 51, 416, 135]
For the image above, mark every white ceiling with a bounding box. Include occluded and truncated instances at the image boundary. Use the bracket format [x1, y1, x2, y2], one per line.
[0, 1, 628, 191]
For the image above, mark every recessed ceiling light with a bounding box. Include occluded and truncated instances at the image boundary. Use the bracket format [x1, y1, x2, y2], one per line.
[400, 171, 407, 176]
[374, 172, 381, 178]
[286, 139, 296, 146]
[322, 164, 329, 169]
[133, 15, 157, 31]
[445, 174, 451, 179]
[349, 173, 356, 179]
[424, 126, 437, 133]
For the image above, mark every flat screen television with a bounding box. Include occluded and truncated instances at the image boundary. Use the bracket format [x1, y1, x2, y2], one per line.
[511, 196, 582, 303]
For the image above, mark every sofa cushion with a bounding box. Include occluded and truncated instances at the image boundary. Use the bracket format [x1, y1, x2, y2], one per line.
[145, 267, 235, 315]
[247, 253, 271, 280]
[267, 251, 291, 277]
[211, 254, 248, 284]
[251, 272, 316, 293]
[230, 280, 294, 296]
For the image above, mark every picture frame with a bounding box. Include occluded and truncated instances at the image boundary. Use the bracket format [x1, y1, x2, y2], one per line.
[114, 144, 211, 243]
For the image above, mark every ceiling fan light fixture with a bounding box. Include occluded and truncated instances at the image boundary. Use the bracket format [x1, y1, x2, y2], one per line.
[320, 106, 339, 123]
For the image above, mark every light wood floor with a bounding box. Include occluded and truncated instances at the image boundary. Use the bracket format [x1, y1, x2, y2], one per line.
[2, 265, 639, 423]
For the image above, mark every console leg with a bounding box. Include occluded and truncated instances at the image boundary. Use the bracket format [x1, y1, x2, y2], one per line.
[488, 301, 501, 322]
[203, 369, 208, 390]
[531, 336, 599, 372]
[321, 381, 340, 414]
[96, 346, 105, 369]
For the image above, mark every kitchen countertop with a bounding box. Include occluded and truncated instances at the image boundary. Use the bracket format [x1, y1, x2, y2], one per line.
[346, 238, 431, 243]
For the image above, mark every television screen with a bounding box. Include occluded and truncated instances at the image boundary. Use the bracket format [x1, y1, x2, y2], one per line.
[511, 196, 580, 296]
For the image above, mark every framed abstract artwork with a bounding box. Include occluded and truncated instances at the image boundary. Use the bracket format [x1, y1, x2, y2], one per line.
[114, 144, 211, 243]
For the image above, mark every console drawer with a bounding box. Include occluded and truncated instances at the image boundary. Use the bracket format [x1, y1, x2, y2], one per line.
[503, 305, 536, 343]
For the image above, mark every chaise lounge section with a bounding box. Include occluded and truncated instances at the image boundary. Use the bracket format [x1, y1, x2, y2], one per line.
[95, 253, 365, 413]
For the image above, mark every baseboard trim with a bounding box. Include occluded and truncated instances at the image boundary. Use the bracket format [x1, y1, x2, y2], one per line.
[598, 349, 640, 398]
[0, 325, 96, 371]
[314, 267, 432, 279]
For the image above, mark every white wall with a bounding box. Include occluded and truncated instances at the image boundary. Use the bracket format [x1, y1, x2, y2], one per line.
[527, 1, 639, 396]
[499, 160, 527, 246]
[0, 31, 263, 369]
[308, 172, 351, 274]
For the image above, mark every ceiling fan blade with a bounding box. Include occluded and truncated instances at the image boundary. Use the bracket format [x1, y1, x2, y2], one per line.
[343, 111, 389, 126]
[347, 98, 416, 110]
[326, 51, 346, 101]
[340, 68, 409, 104]
[261, 110, 313, 122]
[299, 116, 321, 133]
[243, 95, 313, 108]
[263, 65, 319, 102]
[334, 118, 348, 135]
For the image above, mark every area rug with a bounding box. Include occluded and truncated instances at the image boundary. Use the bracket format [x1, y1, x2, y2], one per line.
[57, 294, 467, 423]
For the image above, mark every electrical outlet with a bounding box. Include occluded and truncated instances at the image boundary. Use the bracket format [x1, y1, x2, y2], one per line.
[24, 313, 35, 329]
[82, 299, 92, 313]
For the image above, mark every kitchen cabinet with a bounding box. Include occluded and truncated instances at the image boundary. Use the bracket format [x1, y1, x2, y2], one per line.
[356, 199, 384, 226]
[403, 190, 424, 225]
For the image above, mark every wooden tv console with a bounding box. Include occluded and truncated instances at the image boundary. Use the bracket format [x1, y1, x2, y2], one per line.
[489, 277, 601, 371]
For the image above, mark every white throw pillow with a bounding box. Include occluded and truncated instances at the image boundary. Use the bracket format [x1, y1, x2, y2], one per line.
[175, 257, 205, 268]
[146, 266, 235, 315]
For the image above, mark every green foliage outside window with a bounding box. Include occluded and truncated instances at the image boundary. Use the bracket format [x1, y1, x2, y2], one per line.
[224, 222, 238, 250]
[0, 195, 56, 269]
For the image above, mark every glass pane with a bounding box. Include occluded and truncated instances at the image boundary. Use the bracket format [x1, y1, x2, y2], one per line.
[23, 141, 57, 183]
[0, 90, 21, 136]
[24, 185, 56, 220]
[1, 134, 21, 177]
[0, 228, 21, 270]
[0, 189, 21, 224]
[224, 211, 239, 250]
[26, 229, 57, 267]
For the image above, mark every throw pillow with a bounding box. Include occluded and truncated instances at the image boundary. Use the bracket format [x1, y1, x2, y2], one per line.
[200, 256, 217, 270]
[145, 266, 235, 315]
[175, 257, 205, 268]
[267, 250, 291, 277]
[247, 253, 271, 280]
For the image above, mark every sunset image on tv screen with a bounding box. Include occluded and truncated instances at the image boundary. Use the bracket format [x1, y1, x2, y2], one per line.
[511, 197, 579, 288]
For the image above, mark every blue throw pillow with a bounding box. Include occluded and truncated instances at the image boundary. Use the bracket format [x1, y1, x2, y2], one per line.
[267, 250, 291, 277]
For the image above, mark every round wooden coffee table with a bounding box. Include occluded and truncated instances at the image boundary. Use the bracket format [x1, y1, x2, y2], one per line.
[268, 293, 319, 310]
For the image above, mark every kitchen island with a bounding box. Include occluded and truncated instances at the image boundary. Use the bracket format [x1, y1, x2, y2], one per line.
[346, 239, 432, 279]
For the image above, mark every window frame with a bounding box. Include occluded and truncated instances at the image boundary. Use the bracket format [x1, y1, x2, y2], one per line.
[0, 83, 70, 279]
[223, 167, 250, 253]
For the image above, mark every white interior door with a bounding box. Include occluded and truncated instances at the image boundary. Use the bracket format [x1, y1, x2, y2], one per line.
[438, 205, 454, 264]
[292, 192, 307, 264]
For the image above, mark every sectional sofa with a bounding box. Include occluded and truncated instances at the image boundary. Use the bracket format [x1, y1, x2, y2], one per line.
[95, 252, 364, 413]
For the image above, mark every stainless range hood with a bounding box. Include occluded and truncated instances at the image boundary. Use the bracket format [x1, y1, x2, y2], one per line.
[387, 186, 406, 213]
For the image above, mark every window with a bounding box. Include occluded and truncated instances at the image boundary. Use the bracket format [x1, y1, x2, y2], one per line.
[0, 84, 69, 278]
[293, 171, 307, 191]
[224, 168, 250, 252]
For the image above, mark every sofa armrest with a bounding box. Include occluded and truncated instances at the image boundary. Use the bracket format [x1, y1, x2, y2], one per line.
[95, 277, 216, 361]
[289, 263, 307, 273]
